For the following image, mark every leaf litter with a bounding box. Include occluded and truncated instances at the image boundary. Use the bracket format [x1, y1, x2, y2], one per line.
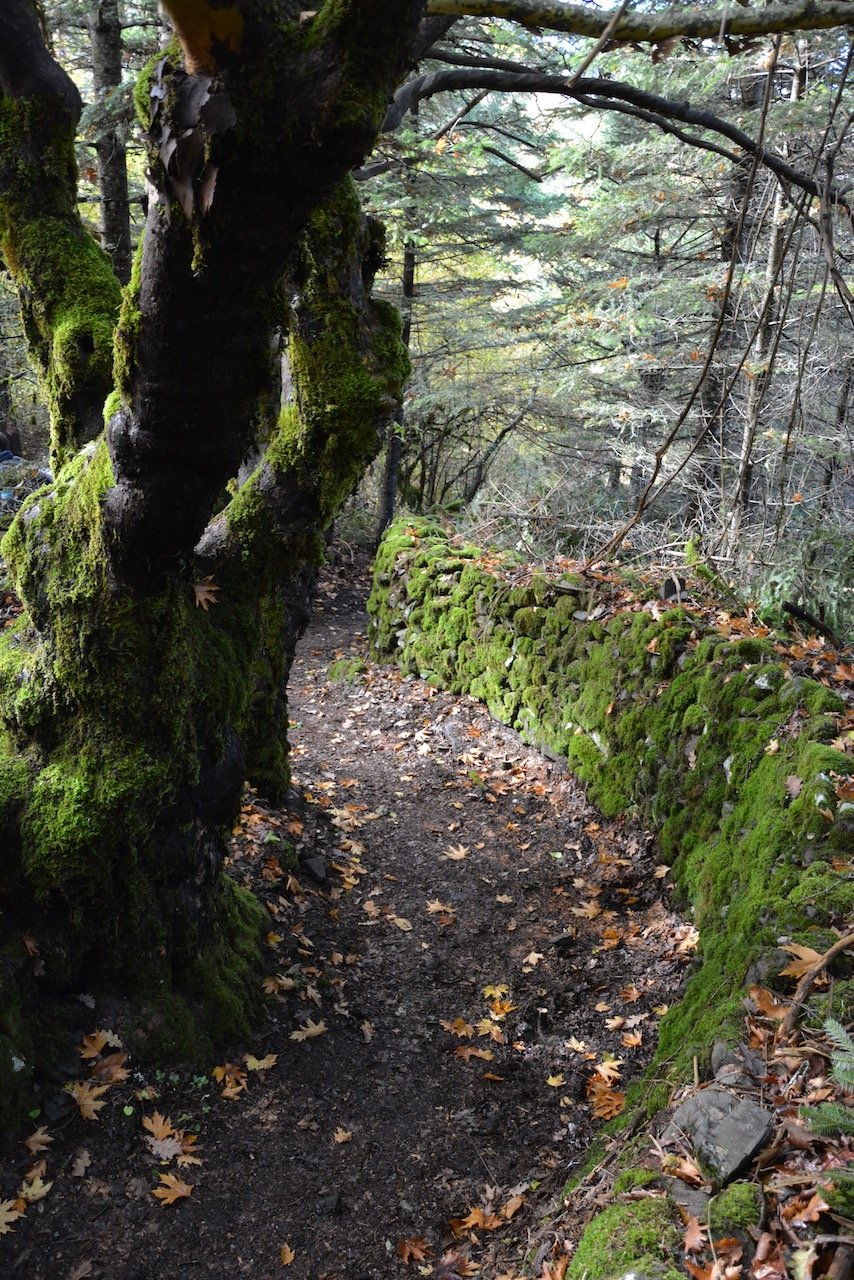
[0, 553, 739, 1279]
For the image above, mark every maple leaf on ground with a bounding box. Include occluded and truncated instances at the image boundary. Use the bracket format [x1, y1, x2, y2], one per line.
[245, 1052, 278, 1071]
[591, 1057, 623, 1085]
[333, 1127, 352, 1144]
[89, 1051, 130, 1085]
[427, 899, 456, 915]
[23, 1126, 52, 1155]
[622, 1030, 643, 1048]
[212, 1062, 248, 1097]
[397, 1237, 433, 1263]
[445, 844, 469, 860]
[571, 900, 601, 919]
[143, 1111, 176, 1141]
[279, 1243, 296, 1266]
[454, 1046, 494, 1062]
[441, 1018, 475, 1038]
[483, 984, 509, 999]
[78, 1029, 122, 1060]
[475, 1019, 505, 1044]
[0, 1200, 24, 1234]
[290, 1017, 327, 1042]
[71, 1150, 91, 1177]
[588, 1080, 625, 1119]
[151, 1173, 193, 1206]
[458, 1205, 502, 1231]
[547, 1074, 565, 1087]
[67, 1080, 111, 1120]
[18, 1174, 53, 1203]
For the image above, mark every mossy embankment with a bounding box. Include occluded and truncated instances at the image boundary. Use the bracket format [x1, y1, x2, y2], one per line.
[368, 518, 853, 1087]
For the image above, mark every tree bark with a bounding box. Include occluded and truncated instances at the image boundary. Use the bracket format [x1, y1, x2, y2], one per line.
[0, 0, 420, 1126]
[89, 0, 133, 284]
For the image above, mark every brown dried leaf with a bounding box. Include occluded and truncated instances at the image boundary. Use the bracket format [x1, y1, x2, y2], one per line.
[0, 1200, 24, 1235]
[67, 1080, 111, 1120]
[683, 1215, 707, 1254]
[289, 1017, 327, 1042]
[151, 1173, 193, 1206]
[397, 1237, 433, 1263]
[23, 1126, 53, 1155]
[79, 1029, 122, 1060]
[779, 943, 823, 979]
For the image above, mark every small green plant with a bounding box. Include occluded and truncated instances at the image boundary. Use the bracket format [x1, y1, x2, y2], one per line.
[802, 1018, 854, 1215]
[803, 1018, 854, 1137]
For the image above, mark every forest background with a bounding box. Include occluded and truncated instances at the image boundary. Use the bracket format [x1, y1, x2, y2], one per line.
[3, 0, 853, 638]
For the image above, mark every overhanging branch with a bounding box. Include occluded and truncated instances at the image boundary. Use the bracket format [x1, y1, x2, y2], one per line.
[385, 67, 850, 206]
[424, 0, 854, 44]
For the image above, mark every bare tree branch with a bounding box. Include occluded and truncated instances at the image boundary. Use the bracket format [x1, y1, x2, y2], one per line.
[425, 0, 854, 45]
[384, 67, 850, 206]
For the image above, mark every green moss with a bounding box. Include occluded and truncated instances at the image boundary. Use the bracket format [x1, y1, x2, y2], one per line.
[567, 1196, 679, 1280]
[328, 657, 366, 683]
[370, 518, 854, 1095]
[709, 1182, 763, 1235]
[613, 1167, 660, 1194]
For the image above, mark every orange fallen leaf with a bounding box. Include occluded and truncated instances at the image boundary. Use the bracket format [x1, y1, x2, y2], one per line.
[151, 1173, 193, 1206]
[397, 1237, 433, 1263]
[683, 1215, 707, 1254]
[454, 1046, 494, 1062]
[279, 1243, 296, 1265]
[67, 1080, 111, 1120]
[333, 1127, 352, 1144]
[78, 1029, 122, 1060]
[501, 1194, 525, 1220]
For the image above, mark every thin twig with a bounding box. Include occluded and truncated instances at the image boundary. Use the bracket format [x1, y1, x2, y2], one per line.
[779, 930, 854, 1041]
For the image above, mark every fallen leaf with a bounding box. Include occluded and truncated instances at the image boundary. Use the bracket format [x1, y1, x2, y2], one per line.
[151, 1173, 193, 1206]
[588, 1081, 625, 1119]
[67, 1080, 111, 1120]
[289, 1018, 327, 1042]
[522, 951, 544, 969]
[78, 1029, 122, 1060]
[0, 1200, 24, 1234]
[441, 1018, 475, 1038]
[18, 1175, 53, 1203]
[90, 1051, 130, 1085]
[397, 1237, 433, 1263]
[749, 985, 790, 1019]
[391, 915, 413, 931]
[445, 844, 469, 860]
[453, 1046, 494, 1062]
[333, 1126, 352, 1144]
[245, 1053, 278, 1071]
[427, 899, 455, 915]
[546, 1073, 565, 1087]
[683, 1215, 707, 1253]
[360, 1020, 374, 1042]
[459, 1205, 502, 1231]
[71, 1149, 91, 1177]
[571, 900, 602, 919]
[621, 1030, 643, 1048]
[779, 943, 823, 979]
[501, 1194, 525, 1220]
[279, 1243, 296, 1265]
[483, 984, 509, 999]
[24, 1126, 53, 1155]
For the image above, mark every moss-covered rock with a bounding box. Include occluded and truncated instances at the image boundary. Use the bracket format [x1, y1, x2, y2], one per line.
[566, 1196, 680, 1280]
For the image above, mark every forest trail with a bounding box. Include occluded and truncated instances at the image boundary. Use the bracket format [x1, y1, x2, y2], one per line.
[3, 557, 693, 1280]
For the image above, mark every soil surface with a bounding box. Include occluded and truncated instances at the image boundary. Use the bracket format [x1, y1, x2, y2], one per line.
[2, 556, 693, 1280]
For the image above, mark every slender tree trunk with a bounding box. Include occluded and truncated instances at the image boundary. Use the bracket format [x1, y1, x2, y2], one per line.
[89, 0, 133, 284]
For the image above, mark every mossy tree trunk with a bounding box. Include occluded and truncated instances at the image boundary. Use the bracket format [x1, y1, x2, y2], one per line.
[0, 0, 421, 1122]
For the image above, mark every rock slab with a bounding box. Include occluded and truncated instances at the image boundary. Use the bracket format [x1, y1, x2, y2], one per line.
[663, 1085, 774, 1183]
